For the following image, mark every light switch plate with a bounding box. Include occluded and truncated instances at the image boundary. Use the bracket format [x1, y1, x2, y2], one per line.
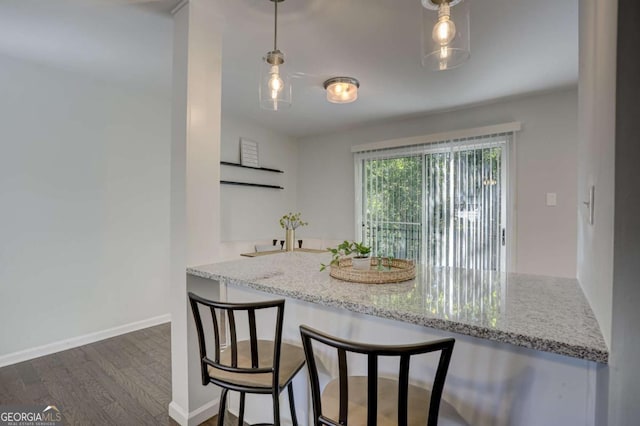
[546, 192, 557, 206]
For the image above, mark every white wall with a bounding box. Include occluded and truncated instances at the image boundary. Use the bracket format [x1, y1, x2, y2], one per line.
[219, 113, 298, 255]
[576, 0, 616, 348]
[0, 54, 171, 357]
[297, 89, 579, 278]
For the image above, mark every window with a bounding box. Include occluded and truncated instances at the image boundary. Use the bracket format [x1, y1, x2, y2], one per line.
[355, 133, 512, 271]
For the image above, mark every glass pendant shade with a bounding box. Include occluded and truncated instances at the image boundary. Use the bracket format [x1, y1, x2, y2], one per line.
[259, 50, 292, 111]
[421, 0, 470, 71]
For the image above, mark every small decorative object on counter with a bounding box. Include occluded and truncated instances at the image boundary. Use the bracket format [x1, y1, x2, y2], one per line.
[330, 257, 416, 284]
[351, 256, 371, 270]
[298, 239, 303, 248]
[285, 229, 295, 252]
[279, 212, 308, 251]
[279, 240, 285, 250]
[376, 256, 393, 271]
[320, 240, 371, 271]
[273, 239, 278, 246]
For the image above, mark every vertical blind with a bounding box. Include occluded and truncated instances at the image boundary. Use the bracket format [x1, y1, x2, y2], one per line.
[355, 132, 511, 271]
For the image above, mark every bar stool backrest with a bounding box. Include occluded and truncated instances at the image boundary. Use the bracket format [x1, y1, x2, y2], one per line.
[300, 325, 455, 426]
[188, 292, 285, 391]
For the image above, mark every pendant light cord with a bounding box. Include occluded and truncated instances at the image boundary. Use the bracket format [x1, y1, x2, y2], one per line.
[273, 0, 278, 51]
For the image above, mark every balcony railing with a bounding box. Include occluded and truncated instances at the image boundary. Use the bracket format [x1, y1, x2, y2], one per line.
[363, 221, 422, 262]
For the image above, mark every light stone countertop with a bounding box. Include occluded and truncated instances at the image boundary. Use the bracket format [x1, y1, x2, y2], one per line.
[187, 251, 608, 364]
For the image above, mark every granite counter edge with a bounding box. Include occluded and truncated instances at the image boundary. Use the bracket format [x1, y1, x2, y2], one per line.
[187, 267, 609, 364]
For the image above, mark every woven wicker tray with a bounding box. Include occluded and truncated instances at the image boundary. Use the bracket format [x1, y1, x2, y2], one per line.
[329, 258, 416, 284]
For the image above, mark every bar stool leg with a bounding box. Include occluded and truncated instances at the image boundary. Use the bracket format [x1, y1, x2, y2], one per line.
[287, 383, 298, 426]
[238, 392, 246, 425]
[217, 388, 228, 426]
[272, 391, 281, 426]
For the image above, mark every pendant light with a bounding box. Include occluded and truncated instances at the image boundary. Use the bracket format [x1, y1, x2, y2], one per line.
[259, 0, 291, 111]
[421, 0, 470, 71]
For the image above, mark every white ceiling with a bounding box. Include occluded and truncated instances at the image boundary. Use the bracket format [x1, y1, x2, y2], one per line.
[219, 0, 578, 137]
[0, 0, 578, 138]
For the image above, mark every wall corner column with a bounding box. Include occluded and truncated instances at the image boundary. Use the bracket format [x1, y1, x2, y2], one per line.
[169, 0, 222, 424]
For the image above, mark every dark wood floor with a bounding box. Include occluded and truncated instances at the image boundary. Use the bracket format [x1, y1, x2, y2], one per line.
[0, 323, 217, 425]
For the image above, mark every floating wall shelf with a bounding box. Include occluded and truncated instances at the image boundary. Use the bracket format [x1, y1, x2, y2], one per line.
[220, 181, 283, 190]
[220, 161, 284, 189]
[220, 161, 283, 174]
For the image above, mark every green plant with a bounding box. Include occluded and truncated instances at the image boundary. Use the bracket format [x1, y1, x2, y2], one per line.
[279, 212, 308, 230]
[352, 242, 371, 257]
[320, 240, 371, 271]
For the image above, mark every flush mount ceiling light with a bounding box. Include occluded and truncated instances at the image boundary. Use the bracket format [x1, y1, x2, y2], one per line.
[323, 77, 360, 104]
[259, 0, 291, 111]
[421, 0, 470, 71]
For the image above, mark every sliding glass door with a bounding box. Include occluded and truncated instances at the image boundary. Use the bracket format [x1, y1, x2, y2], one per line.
[361, 155, 424, 261]
[357, 135, 509, 272]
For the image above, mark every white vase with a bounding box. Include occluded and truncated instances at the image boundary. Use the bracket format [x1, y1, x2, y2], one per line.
[351, 256, 371, 270]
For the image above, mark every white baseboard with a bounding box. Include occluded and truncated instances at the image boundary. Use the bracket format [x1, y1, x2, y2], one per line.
[169, 400, 219, 426]
[188, 399, 220, 426]
[0, 314, 171, 368]
[168, 401, 189, 426]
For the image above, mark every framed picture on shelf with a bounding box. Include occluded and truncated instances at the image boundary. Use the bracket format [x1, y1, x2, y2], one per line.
[240, 138, 259, 168]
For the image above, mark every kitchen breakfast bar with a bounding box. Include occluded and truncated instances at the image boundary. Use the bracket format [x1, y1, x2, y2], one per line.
[186, 251, 608, 426]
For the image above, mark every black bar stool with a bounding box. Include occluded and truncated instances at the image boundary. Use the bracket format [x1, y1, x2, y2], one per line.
[189, 292, 305, 426]
[300, 325, 467, 426]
